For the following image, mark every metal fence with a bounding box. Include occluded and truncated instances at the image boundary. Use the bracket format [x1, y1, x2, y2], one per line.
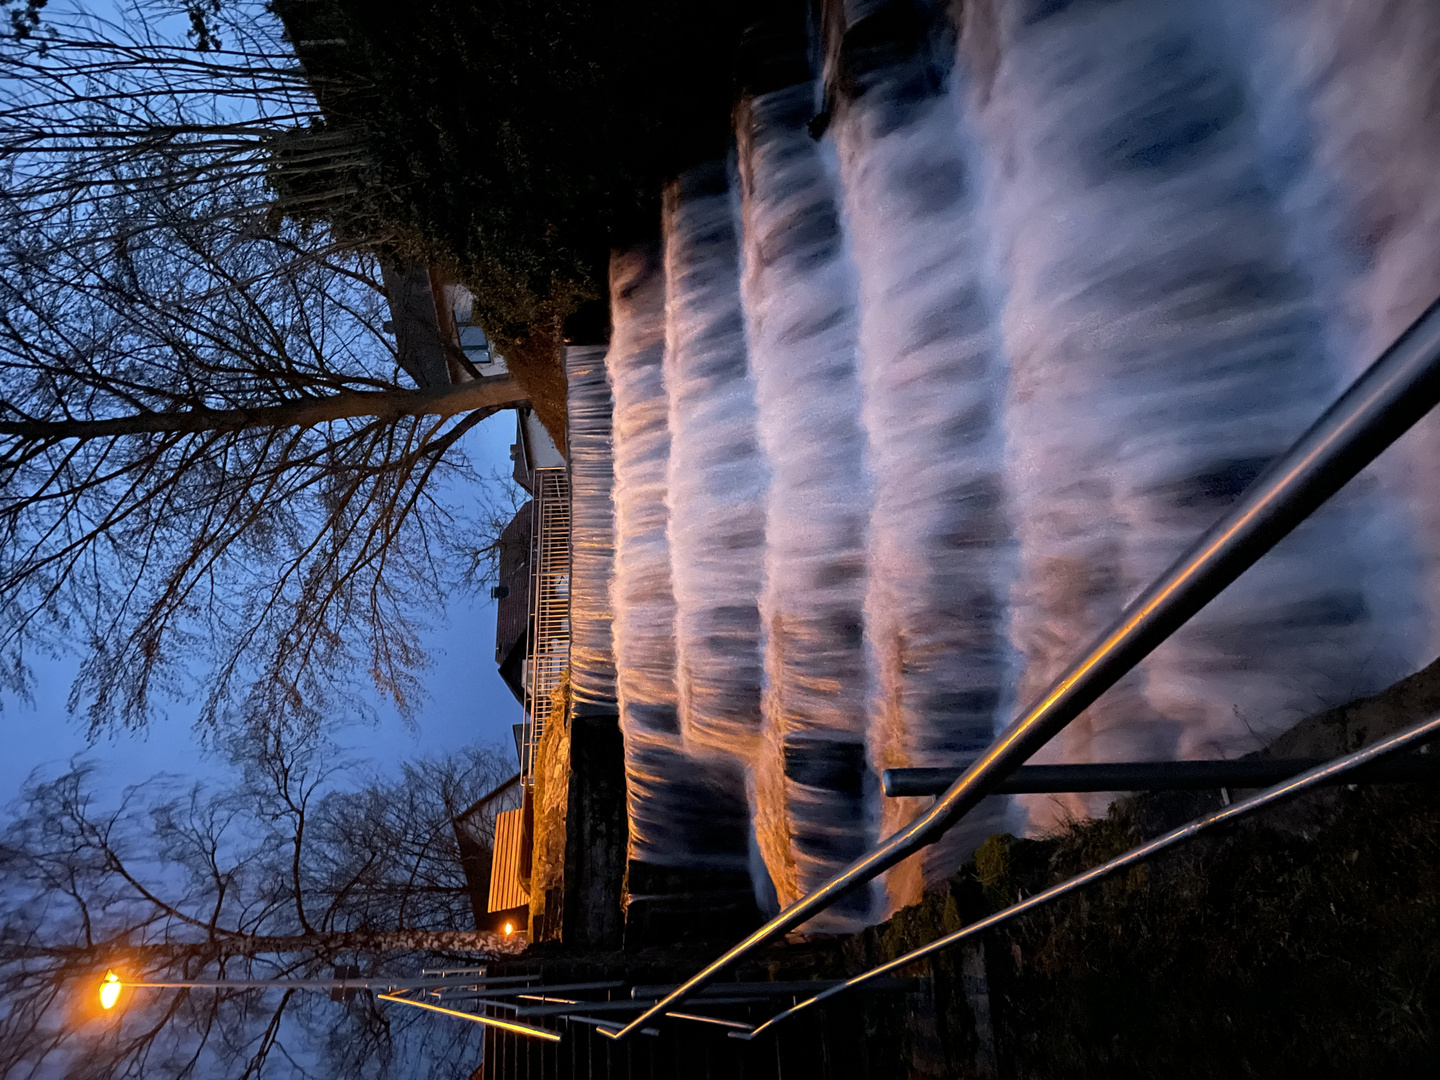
[523, 467, 572, 782]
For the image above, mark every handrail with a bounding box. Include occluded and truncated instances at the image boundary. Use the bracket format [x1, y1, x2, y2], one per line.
[614, 293, 1440, 1040]
[881, 754, 1440, 795]
[522, 466, 571, 782]
[732, 706, 1440, 1039]
[376, 991, 562, 1041]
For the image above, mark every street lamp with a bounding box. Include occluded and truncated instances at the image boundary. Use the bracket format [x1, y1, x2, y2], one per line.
[99, 971, 121, 1010]
[91, 968, 561, 1041]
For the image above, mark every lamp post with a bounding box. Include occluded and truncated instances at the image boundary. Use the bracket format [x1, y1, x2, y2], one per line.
[94, 968, 562, 1041]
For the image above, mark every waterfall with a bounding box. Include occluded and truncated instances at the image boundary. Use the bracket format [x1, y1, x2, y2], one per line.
[606, 247, 753, 873]
[828, 4, 1016, 912]
[1224, 0, 1440, 660]
[559, 0, 1439, 928]
[965, 0, 1421, 823]
[663, 162, 770, 766]
[564, 343, 617, 712]
[736, 76, 878, 926]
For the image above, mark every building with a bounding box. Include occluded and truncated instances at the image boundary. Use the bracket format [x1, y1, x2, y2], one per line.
[381, 259, 509, 388]
[451, 772, 525, 935]
[486, 407, 572, 928]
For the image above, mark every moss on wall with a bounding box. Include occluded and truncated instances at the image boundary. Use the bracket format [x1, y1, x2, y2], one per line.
[527, 673, 572, 942]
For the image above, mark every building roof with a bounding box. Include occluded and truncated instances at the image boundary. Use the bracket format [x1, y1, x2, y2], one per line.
[511, 406, 566, 493]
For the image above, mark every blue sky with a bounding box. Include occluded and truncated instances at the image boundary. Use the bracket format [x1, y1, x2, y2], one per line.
[0, 0, 527, 808]
[0, 410, 526, 806]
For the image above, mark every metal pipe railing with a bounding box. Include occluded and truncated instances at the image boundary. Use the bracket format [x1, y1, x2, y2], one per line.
[731, 707, 1440, 1039]
[376, 991, 561, 1041]
[432, 980, 626, 1002]
[882, 754, 1440, 796]
[565, 1013, 660, 1037]
[627, 977, 914, 999]
[614, 293, 1440, 1040]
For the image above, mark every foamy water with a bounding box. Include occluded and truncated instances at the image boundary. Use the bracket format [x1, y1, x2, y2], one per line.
[1223, 0, 1439, 661]
[607, 247, 752, 870]
[662, 163, 770, 765]
[829, 14, 1016, 911]
[736, 80, 878, 926]
[563, 0, 1440, 920]
[564, 343, 617, 712]
[967, 0, 1422, 822]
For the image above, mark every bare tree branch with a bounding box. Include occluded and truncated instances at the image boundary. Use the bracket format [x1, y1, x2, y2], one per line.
[0, 0, 530, 736]
[0, 734, 518, 1079]
[0, 376, 525, 440]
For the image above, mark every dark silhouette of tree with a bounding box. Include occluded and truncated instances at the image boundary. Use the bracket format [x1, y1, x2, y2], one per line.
[0, 0, 377, 233]
[0, 729, 519, 1079]
[0, 0, 526, 736]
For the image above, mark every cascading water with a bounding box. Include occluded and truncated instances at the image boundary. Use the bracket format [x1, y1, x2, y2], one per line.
[662, 162, 770, 767]
[956, 2, 1154, 830]
[563, 0, 1440, 927]
[966, 0, 1422, 821]
[1227, 0, 1440, 658]
[734, 71, 879, 925]
[564, 343, 618, 712]
[828, 5, 1016, 911]
[606, 247, 754, 874]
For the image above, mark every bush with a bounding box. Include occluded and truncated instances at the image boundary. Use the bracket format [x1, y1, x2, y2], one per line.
[973, 785, 1440, 1078]
[269, 0, 754, 437]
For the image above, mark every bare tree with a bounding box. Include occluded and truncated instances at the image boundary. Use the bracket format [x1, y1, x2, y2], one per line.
[0, 0, 372, 236]
[0, 0, 528, 735]
[0, 730, 519, 1079]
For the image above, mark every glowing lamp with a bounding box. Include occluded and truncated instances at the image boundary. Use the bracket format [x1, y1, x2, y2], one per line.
[99, 971, 122, 1010]
[503, 922, 515, 936]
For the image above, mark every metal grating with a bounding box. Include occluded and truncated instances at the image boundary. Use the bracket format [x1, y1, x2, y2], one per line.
[523, 467, 571, 782]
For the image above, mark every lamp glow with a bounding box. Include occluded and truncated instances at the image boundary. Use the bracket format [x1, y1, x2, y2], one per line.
[99, 971, 121, 1010]
[503, 922, 515, 936]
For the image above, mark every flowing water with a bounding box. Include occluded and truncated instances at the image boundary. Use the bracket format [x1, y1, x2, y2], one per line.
[1226, 0, 1440, 659]
[564, 343, 617, 712]
[663, 163, 770, 766]
[735, 78, 879, 926]
[562, 0, 1440, 924]
[968, 0, 1424, 823]
[829, 4, 1017, 910]
[606, 247, 754, 872]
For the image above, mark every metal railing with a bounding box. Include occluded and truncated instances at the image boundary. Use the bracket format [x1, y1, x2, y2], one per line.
[614, 294, 1440, 1040]
[730, 708, 1440, 1039]
[522, 467, 571, 782]
[467, 716, 1440, 1043]
[881, 754, 1440, 795]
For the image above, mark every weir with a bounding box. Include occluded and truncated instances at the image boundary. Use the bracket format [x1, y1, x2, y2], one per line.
[551, 0, 1440, 940]
[973, 0, 1422, 825]
[829, 0, 1016, 908]
[663, 162, 769, 769]
[736, 62, 879, 926]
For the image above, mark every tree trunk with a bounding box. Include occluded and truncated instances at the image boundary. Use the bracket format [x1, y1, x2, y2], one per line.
[0, 374, 528, 441]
